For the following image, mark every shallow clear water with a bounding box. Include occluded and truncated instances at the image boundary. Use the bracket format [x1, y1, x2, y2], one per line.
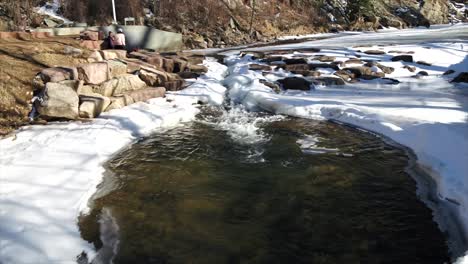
[80, 107, 449, 264]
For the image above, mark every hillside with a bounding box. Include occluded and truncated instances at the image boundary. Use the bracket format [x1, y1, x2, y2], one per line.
[0, 0, 466, 49]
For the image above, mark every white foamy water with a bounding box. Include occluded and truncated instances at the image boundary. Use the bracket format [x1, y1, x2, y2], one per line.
[214, 105, 283, 145]
[297, 135, 340, 155]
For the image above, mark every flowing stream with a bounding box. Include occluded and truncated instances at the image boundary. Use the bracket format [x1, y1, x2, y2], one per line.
[79, 104, 449, 264]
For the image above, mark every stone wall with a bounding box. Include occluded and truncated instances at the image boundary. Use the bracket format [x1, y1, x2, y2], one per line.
[34, 25, 183, 52]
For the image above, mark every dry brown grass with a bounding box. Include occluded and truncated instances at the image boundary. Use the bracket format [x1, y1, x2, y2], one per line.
[0, 36, 90, 135]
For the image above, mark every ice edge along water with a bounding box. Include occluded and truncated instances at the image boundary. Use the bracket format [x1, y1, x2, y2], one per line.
[0, 59, 228, 264]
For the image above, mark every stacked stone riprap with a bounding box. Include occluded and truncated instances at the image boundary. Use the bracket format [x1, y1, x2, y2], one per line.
[32, 49, 208, 120]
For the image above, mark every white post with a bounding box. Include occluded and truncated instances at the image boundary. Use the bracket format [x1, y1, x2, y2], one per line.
[111, 0, 117, 24]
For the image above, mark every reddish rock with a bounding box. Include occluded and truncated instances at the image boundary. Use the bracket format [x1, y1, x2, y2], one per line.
[41, 67, 77, 83]
[77, 62, 109, 85]
[100, 50, 127, 60]
[163, 59, 175, 73]
[127, 87, 166, 102]
[80, 40, 104, 50]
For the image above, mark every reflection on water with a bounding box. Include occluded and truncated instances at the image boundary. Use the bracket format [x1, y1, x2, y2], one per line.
[79, 107, 449, 264]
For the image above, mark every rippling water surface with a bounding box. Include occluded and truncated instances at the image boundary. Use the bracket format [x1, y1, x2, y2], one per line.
[80, 107, 449, 264]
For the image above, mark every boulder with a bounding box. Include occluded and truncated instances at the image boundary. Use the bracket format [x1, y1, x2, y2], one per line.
[403, 65, 416, 72]
[342, 58, 363, 66]
[139, 69, 162, 86]
[451, 72, 468, 83]
[80, 30, 100, 41]
[316, 56, 336, 62]
[77, 62, 109, 85]
[391, 55, 414, 63]
[291, 70, 321, 77]
[308, 63, 340, 71]
[416, 61, 432, 66]
[88, 50, 104, 62]
[172, 58, 189, 73]
[417, 71, 429, 76]
[146, 56, 164, 69]
[188, 64, 208, 74]
[249, 64, 271, 71]
[164, 80, 186, 91]
[106, 95, 135, 111]
[41, 67, 76, 83]
[79, 94, 111, 118]
[343, 67, 373, 78]
[259, 79, 281, 93]
[282, 64, 310, 72]
[283, 58, 308, 65]
[96, 74, 147, 97]
[37, 82, 79, 120]
[277, 77, 312, 91]
[127, 87, 166, 102]
[107, 60, 128, 78]
[334, 70, 354, 82]
[185, 55, 205, 65]
[178, 71, 201, 79]
[80, 40, 104, 50]
[443, 70, 455, 76]
[100, 50, 127, 60]
[313, 77, 346, 86]
[261, 56, 283, 63]
[162, 59, 175, 73]
[364, 50, 386, 55]
[58, 80, 80, 91]
[365, 62, 394, 74]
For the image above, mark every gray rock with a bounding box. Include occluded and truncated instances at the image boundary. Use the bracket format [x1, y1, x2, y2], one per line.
[79, 94, 111, 118]
[391, 55, 414, 63]
[277, 77, 313, 91]
[96, 74, 147, 97]
[37, 82, 79, 120]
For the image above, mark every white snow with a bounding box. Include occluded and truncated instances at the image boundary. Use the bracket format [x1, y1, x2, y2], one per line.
[35, 0, 72, 24]
[0, 61, 228, 263]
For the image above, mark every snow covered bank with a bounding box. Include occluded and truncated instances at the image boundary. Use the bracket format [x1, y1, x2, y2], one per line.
[0, 60, 227, 263]
[224, 42, 468, 259]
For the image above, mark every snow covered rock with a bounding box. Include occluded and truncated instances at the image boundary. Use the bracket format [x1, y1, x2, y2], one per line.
[77, 62, 109, 85]
[37, 82, 79, 120]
